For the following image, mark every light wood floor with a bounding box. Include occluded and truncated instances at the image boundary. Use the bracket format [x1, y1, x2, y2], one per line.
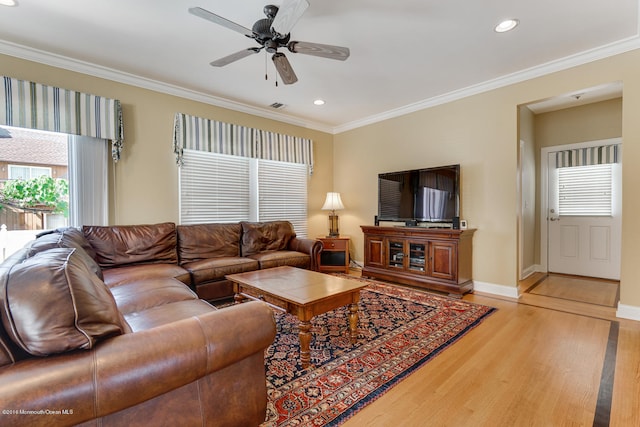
[340, 271, 640, 427]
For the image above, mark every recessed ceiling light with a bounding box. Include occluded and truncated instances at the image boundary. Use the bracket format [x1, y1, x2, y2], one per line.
[313, 99, 325, 106]
[495, 19, 519, 33]
[0, 0, 18, 6]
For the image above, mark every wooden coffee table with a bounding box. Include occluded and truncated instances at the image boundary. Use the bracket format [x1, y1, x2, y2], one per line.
[226, 266, 368, 368]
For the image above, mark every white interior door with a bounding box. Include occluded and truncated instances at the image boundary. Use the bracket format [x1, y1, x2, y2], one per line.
[547, 149, 621, 280]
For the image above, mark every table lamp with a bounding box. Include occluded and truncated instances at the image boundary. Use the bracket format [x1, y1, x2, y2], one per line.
[322, 192, 344, 237]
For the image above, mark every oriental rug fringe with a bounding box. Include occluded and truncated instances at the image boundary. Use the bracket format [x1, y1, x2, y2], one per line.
[261, 277, 496, 426]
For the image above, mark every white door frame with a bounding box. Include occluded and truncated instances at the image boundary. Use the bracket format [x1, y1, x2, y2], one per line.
[539, 137, 622, 273]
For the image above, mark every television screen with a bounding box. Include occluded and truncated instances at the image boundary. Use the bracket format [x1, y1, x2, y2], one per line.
[378, 164, 460, 223]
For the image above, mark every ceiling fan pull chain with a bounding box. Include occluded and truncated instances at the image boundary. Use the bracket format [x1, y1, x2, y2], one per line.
[265, 51, 268, 81]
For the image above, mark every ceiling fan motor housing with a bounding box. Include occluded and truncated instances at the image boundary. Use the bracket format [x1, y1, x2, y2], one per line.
[252, 14, 290, 51]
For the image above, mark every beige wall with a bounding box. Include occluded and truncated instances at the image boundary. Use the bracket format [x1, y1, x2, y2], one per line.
[535, 98, 623, 148]
[0, 53, 334, 239]
[4, 48, 640, 310]
[518, 106, 536, 275]
[334, 49, 640, 309]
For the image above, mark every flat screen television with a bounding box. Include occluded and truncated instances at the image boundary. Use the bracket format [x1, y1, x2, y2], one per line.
[377, 164, 460, 224]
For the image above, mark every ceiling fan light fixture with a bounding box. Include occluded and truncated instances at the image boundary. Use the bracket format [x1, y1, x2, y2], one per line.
[495, 18, 519, 33]
[313, 99, 325, 106]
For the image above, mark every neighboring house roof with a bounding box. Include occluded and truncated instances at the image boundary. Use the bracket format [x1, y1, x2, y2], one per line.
[0, 126, 68, 166]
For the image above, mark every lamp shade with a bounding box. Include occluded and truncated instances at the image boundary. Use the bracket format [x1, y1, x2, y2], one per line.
[322, 192, 344, 211]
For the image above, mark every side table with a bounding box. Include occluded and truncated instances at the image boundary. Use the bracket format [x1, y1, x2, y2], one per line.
[317, 236, 350, 274]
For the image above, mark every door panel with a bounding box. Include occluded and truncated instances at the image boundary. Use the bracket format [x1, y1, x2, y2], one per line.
[559, 225, 578, 258]
[429, 242, 456, 281]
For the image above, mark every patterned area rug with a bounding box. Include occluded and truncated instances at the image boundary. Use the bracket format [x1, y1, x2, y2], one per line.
[261, 277, 496, 426]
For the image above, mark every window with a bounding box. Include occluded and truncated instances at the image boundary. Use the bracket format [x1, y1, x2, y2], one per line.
[557, 163, 612, 216]
[0, 127, 108, 261]
[179, 149, 308, 236]
[8, 165, 52, 179]
[1, 128, 108, 228]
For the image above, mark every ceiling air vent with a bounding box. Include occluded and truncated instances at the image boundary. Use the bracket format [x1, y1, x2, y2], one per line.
[269, 102, 286, 109]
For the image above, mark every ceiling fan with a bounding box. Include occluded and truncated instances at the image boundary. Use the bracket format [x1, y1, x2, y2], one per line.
[188, 0, 350, 85]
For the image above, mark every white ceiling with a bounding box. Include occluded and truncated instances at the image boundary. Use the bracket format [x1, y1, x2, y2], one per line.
[0, 0, 638, 133]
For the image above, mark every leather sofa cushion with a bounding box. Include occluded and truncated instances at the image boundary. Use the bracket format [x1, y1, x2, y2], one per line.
[102, 264, 191, 288]
[124, 299, 215, 332]
[37, 227, 99, 261]
[0, 248, 124, 356]
[177, 223, 242, 262]
[182, 257, 259, 285]
[83, 222, 178, 268]
[110, 278, 198, 315]
[0, 249, 33, 366]
[246, 250, 310, 270]
[27, 231, 103, 279]
[240, 221, 296, 256]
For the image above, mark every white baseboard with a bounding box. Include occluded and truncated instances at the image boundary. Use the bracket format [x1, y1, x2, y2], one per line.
[520, 264, 545, 280]
[616, 303, 640, 321]
[473, 281, 519, 299]
[520, 266, 536, 280]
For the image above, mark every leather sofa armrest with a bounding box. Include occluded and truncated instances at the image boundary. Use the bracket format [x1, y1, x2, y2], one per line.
[288, 237, 324, 271]
[0, 301, 276, 427]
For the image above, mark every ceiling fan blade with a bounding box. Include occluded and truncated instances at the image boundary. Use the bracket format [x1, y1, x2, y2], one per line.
[188, 7, 254, 38]
[288, 41, 350, 61]
[272, 53, 298, 85]
[271, 0, 309, 38]
[210, 48, 261, 67]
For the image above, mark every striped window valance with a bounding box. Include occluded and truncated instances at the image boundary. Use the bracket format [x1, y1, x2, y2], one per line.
[555, 144, 620, 168]
[1, 76, 124, 161]
[173, 112, 314, 173]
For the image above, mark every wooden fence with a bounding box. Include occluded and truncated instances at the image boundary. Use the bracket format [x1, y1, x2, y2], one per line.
[0, 203, 46, 231]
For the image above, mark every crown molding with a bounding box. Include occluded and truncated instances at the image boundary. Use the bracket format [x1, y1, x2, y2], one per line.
[0, 40, 334, 134]
[332, 35, 640, 134]
[2, 35, 640, 136]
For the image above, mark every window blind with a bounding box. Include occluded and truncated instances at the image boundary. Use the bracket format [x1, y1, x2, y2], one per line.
[258, 159, 308, 237]
[179, 149, 308, 234]
[179, 149, 251, 224]
[558, 164, 612, 216]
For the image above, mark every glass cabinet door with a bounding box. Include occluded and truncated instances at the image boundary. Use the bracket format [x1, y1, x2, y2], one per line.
[408, 242, 426, 272]
[387, 240, 405, 268]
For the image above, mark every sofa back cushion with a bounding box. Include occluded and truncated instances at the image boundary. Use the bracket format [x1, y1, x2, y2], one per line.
[0, 248, 124, 356]
[177, 223, 242, 263]
[83, 222, 178, 268]
[240, 221, 296, 256]
[27, 229, 103, 279]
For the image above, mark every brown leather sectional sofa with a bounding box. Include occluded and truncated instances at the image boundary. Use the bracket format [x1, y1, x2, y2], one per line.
[0, 220, 322, 426]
